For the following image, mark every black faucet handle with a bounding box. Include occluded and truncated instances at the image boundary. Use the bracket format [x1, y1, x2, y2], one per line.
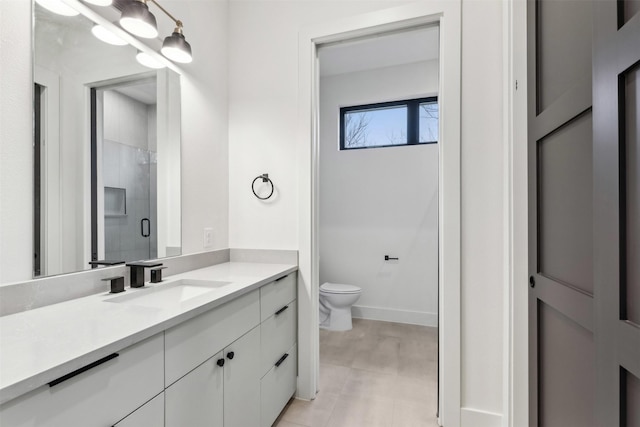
[150, 267, 168, 283]
[102, 276, 125, 294]
[126, 261, 164, 288]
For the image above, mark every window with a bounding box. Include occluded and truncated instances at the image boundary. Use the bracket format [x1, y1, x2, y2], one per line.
[340, 97, 438, 150]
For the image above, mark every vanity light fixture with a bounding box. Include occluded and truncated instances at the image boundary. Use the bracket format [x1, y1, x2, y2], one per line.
[119, 0, 193, 63]
[35, 0, 80, 16]
[161, 21, 192, 63]
[135, 51, 165, 69]
[120, 0, 158, 39]
[91, 24, 128, 46]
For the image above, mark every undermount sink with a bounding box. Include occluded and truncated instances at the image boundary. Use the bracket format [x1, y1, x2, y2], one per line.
[106, 279, 232, 309]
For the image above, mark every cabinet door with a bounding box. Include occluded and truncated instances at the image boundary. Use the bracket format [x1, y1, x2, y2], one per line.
[165, 353, 224, 427]
[224, 326, 261, 427]
[0, 334, 164, 427]
[114, 393, 164, 427]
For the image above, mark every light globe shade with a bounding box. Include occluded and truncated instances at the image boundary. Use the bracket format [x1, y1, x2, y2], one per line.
[136, 51, 165, 69]
[91, 24, 128, 46]
[161, 32, 192, 63]
[35, 0, 79, 16]
[83, 0, 112, 5]
[120, 1, 158, 39]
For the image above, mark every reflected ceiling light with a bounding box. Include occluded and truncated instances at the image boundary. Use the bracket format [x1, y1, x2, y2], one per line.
[91, 24, 128, 46]
[35, 0, 79, 16]
[136, 51, 165, 69]
[161, 21, 192, 64]
[83, 0, 112, 6]
[120, 0, 158, 39]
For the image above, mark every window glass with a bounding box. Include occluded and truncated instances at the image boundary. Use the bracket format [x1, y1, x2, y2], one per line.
[419, 102, 439, 143]
[340, 97, 438, 150]
[343, 106, 407, 148]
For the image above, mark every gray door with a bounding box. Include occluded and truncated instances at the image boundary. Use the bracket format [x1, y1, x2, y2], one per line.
[529, 0, 640, 425]
[593, 1, 640, 425]
[527, 0, 596, 425]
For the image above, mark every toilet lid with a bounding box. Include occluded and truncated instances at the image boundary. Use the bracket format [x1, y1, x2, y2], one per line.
[320, 282, 361, 294]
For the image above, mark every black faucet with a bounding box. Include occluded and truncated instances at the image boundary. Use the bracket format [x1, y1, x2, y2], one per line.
[126, 261, 163, 288]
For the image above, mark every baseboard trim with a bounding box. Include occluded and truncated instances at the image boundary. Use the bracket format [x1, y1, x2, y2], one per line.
[352, 305, 437, 327]
[460, 408, 502, 427]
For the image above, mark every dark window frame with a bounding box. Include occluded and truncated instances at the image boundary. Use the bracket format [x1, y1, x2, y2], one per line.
[339, 96, 438, 150]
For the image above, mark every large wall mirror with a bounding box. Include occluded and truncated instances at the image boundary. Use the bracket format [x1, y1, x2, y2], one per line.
[33, 0, 182, 279]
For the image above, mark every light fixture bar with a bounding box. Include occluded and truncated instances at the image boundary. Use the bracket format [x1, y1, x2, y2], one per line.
[148, 0, 179, 25]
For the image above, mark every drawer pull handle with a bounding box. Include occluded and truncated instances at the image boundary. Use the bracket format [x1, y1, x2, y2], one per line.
[48, 353, 119, 387]
[227, 351, 235, 360]
[275, 353, 289, 367]
[275, 275, 287, 282]
[275, 305, 289, 316]
[217, 358, 225, 367]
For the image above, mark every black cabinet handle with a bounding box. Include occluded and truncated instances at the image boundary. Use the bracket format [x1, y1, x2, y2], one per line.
[275, 275, 287, 282]
[227, 351, 235, 360]
[275, 353, 289, 367]
[275, 305, 289, 316]
[529, 276, 535, 288]
[217, 358, 225, 367]
[48, 353, 119, 387]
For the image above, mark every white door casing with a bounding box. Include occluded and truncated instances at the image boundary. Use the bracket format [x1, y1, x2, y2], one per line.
[297, 2, 462, 425]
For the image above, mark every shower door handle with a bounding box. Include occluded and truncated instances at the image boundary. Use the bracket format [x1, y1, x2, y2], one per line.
[141, 218, 150, 237]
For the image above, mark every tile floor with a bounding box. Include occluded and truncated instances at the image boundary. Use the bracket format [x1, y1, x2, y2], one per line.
[275, 318, 439, 427]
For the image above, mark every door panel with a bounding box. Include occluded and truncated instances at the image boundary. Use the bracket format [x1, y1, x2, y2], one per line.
[528, 0, 595, 424]
[592, 0, 640, 424]
[537, 0, 593, 112]
[538, 302, 595, 427]
[538, 111, 593, 293]
[224, 326, 261, 427]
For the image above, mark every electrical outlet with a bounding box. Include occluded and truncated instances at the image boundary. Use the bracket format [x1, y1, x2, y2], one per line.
[203, 228, 214, 249]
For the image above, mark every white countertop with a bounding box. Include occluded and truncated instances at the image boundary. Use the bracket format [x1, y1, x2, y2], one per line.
[0, 262, 297, 405]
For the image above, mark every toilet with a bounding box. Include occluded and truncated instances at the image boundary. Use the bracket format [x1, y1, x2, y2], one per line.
[319, 282, 362, 331]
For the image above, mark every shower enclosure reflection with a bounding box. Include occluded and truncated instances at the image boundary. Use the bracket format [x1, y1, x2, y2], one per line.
[96, 80, 159, 263]
[92, 73, 182, 266]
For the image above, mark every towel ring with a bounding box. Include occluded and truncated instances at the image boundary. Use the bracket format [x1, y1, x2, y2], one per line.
[252, 173, 274, 200]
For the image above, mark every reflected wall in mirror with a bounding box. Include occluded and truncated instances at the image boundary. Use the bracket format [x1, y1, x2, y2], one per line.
[33, 1, 181, 279]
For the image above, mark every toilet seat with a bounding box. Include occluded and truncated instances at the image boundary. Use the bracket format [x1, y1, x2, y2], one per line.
[320, 282, 361, 294]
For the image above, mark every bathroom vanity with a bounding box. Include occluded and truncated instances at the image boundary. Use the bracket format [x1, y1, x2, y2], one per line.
[0, 262, 298, 427]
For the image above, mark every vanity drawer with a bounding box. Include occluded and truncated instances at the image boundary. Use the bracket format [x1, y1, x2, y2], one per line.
[260, 299, 297, 375]
[165, 289, 260, 386]
[0, 333, 164, 427]
[260, 273, 296, 322]
[260, 344, 297, 427]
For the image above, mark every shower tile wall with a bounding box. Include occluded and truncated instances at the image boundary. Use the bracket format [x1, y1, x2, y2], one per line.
[103, 91, 157, 262]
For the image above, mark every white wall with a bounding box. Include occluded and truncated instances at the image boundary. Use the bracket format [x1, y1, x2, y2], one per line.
[228, 0, 414, 250]
[319, 60, 439, 326]
[228, 0, 505, 424]
[0, 0, 229, 283]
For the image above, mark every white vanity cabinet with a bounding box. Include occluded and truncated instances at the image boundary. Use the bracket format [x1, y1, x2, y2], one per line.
[0, 269, 298, 427]
[164, 289, 262, 427]
[114, 392, 165, 426]
[165, 326, 261, 427]
[165, 352, 224, 427]
[259, 273, 298, 427]
[0, 333, 164, 427]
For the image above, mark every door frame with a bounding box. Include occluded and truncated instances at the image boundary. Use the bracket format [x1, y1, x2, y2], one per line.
[297, 2, 461, 425]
